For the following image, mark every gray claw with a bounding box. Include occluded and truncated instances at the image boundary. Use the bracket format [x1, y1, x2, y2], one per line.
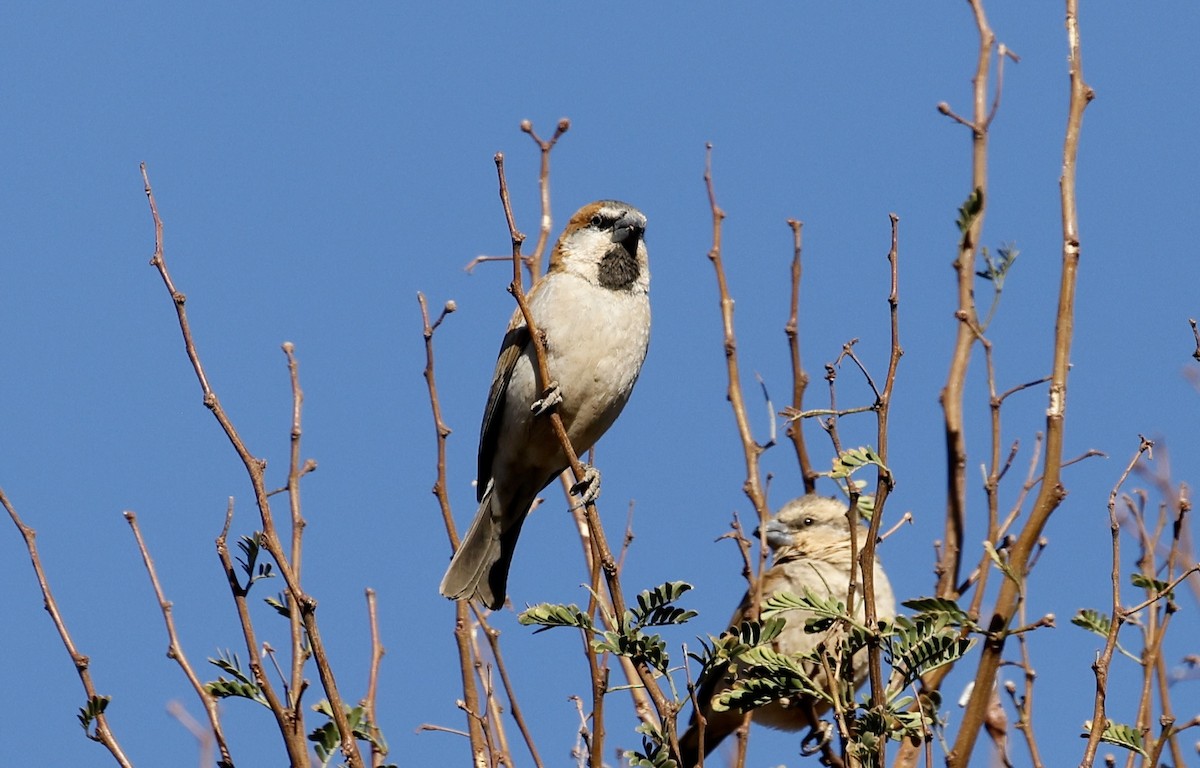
[570, 465, 601, 503]
[531, 381, 563, 415]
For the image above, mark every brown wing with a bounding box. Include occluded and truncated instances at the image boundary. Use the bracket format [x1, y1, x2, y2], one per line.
[476, 321, 530, 502]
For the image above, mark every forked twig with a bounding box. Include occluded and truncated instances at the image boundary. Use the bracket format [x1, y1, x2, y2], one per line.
[141, 163, 361, 767]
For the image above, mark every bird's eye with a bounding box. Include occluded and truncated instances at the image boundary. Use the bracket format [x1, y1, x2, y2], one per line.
[590, 214, 605, 228]
[803, 517, 815, 527]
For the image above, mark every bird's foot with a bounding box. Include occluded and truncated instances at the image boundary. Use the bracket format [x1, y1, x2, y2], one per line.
[800, 720, 833, 757]
[570, 465, 601, 503]
[531, 381, 562, 415]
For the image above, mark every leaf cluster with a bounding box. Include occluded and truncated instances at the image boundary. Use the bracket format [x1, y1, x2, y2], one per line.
[691, 592, 977, 754]
[519, 581, 698, 676]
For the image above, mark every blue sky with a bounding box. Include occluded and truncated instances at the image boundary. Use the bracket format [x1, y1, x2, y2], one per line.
[3, 3, 1198, 766]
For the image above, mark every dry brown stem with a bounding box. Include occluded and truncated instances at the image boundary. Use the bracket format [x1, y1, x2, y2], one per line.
[125, 510, 234, 767]
[471, 607, 544, 768]
[935, 0, 995, 606]
[282, 342, 310, 702]
[363, 588, 387, 768]
[1, 488, 133, 767]
[702, 144, 773, 767]
[1079, 439, 1153, 767]
[214, 501, 309, 763]
[141, 163, 361, 767]
[521, 118, 571, 278]
[784, 218, 818, 492]
[493, 151, 676, 762]
[416, 291, 490, 762]
[946, 1, 1093, 762]
[703, 145, 771, 532]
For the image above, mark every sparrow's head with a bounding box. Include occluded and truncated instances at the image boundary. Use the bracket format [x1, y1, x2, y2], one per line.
[758, 494, 869, 560]
[549, 200, 649, 293]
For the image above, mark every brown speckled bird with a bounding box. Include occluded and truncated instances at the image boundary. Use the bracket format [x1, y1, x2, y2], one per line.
[439, 200, 650, 609]
[679, 494, 896, 766]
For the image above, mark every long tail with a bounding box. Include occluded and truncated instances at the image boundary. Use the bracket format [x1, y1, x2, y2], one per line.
[438, 486, 526, 609]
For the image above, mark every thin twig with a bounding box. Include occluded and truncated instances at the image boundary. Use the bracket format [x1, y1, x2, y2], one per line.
[125, 510, 234, 767]
[142, 164, 361, 766]
[704, 144, 772, 766]
[1, 488, 133, 768]
[521, 118, 571, 278]
[858, 213, 902, 766]
[363, 588, 387, 768]
[1080, 438, 1152, 766]
[416, 291, 489, 762]
[784, 218, 817, 492]
[472, 607, 545, 768]
[214, 500, 308, 763]
[283, 342, 310, 705]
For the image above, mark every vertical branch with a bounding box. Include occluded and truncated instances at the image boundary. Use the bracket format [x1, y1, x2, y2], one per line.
[214, 502, 310, 765]
[1079, 440, 1151, 767]
[521, 118, 571, 279]
[704, 143, 772, 768]
[493, 152, 676, 759]
[784, 219, 818, 493]
[703, 145, 771, 530]
[564, 477, 612, 757]
[283, 341, 312, 708]
[471, 608, 545, 768]
[416, 292, 489, 762]
[860, 214, 902, 766]
[124, 510, 235, 768]
[2, 488, 133, 768]
[141, 164, 361, 768]
[363, 588, 386, 768]
[936, 0, 995, 602]
[950, 6, 1094, 760]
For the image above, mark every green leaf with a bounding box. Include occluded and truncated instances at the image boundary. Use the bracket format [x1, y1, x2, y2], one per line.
[976, 242, 1019, 285]
[205, 649, 268, 706]
[764, 588, 849, 635]
[593, 627, 671, 674]
[1070, 608, 1111, 638]
[982, 540, 1020, 585]
[827, 446, 889, 481]
[1130, 572, 1172, 599]
[629, 581, 697, 628]
[77, 695, 111, 733]
[265, 592, 291, 618]
[956, 187, 984, 237]
[309, 701, 389, 765]
[235, 533, 275, 589]
[624, 723, 678, 768]
[715, 647, 828, 712]
[517, 603, 594, 633]
[1069, 609, 1142, 663]
[1096, 722, 1147, 758]
[901, 597, 977, 629]
[885, 614, 975, 689]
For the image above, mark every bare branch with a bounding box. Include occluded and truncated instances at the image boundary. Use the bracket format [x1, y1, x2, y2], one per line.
[2, 488, 133, 768]
[125, 510, 234, 767]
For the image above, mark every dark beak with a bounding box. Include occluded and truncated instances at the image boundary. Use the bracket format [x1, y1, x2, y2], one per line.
[756, 519, 792, 550]
[610, 212, 644, 250]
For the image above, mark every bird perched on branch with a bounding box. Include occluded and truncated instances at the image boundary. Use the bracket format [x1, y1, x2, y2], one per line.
[679, 494, 896, 766]
[439, 200, 651, 609]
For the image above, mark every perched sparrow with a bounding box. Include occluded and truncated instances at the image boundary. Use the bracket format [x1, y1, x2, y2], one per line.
[679, 494, 897, 766]
[439, 200, 651, 609]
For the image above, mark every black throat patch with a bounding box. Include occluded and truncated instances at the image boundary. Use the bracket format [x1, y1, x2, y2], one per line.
[598, 246, 640, 291]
